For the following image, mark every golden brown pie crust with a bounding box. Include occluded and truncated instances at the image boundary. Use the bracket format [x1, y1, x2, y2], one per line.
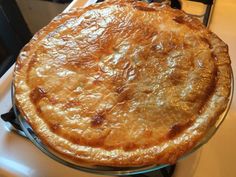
[14, 0, 231, 167]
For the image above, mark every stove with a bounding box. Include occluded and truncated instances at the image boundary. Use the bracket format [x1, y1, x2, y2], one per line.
[0, 0, 217, 177]
[179, 0, 214, 27]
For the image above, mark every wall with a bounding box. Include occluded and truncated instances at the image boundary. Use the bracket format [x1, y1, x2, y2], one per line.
[16, 0, 69, 34]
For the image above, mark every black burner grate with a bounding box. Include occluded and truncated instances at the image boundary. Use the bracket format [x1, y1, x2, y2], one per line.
[123, 165, 175, 177]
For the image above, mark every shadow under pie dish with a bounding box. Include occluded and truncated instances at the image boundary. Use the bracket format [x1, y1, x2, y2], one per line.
[13, 0, 232, 171]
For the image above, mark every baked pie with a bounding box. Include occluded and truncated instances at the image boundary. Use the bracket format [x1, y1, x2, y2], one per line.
[14, 0, 231, 166]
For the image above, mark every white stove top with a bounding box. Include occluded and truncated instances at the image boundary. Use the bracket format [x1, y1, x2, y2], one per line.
[1, 0, 236, 177]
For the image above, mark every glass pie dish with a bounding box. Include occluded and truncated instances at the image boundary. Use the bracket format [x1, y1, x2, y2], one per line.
[11, 67, 234, 176]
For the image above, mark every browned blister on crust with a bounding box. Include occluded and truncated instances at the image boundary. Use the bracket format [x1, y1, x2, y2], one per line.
[14, 0, 231, 167]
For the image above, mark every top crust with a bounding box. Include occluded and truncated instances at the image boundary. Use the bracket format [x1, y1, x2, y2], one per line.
[14, 1, 231, 166]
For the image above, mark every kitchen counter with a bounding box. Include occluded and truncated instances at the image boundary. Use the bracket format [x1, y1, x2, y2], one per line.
[0, 0, 236, 177]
